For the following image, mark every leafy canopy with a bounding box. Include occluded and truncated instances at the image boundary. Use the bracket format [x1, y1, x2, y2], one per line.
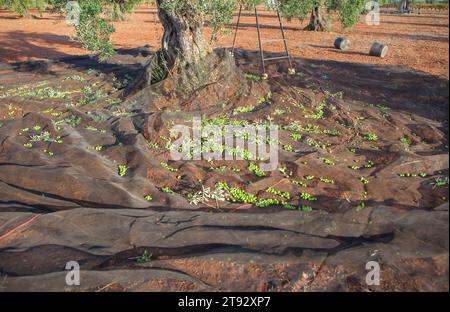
[0, 0, 49, 16]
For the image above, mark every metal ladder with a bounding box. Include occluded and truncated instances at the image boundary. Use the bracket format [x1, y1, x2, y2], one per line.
[231, 5, 294, 78]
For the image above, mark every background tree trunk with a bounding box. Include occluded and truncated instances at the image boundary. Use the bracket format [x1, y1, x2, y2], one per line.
[305, 6, 325, 31]
[400, 0, 411, 13]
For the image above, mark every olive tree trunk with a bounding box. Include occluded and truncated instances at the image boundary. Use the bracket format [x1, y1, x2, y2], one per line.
[305, 6, 325, 31]
[156, 0, 211, 69]
[400, 0, 411, 13]
[130, 0, 212, 91]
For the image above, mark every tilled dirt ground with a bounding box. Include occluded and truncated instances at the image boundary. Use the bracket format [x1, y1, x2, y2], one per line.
[0, 6, 448, 78]
[0, 45, 448, 291]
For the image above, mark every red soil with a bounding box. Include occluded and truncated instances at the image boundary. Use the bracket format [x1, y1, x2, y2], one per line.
[0, 6, 448, 78]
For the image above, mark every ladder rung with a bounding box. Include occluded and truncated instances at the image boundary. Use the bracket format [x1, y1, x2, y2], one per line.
[263, 56, 290, 62]
[263, 39, 287, 43]
[256, 23, 287, 27]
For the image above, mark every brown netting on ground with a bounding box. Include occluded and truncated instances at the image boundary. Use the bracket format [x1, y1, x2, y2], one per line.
[0, 48, 448, 291]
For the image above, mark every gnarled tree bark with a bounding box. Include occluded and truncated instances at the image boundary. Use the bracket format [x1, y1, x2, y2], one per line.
[157, 0, 211, 70]
[129, 0, 212, 92]
[305, 6, 325, 31]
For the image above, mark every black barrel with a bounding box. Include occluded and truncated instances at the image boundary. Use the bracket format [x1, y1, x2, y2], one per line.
[369, 42, 389, 58]
[334, 37, 351, 51]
